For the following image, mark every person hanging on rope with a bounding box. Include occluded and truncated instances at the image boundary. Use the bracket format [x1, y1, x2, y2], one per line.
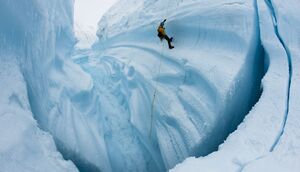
[157, 19, 174, 49]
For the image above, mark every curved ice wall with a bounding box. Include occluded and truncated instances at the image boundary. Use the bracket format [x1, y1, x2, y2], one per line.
[0, 0, 93, 170]
[0, 0, 265, 172]
[0, 0, 78, 171]
[71, 0, 263, 171]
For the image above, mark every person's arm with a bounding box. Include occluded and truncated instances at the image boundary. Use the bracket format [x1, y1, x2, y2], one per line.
[160, 19, 167, 27]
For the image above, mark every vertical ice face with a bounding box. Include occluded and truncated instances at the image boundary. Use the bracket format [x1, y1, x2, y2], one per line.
[172, 0, 300, 171]
[70, 0, 263, 171]
[0, 0, 78, 171]
[0, 0, 270, 172]
[0, 58, 78, 172]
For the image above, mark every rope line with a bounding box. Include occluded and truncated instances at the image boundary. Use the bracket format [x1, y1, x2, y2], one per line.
[149, 41, 163, 138]
[149, 1, 180, 138]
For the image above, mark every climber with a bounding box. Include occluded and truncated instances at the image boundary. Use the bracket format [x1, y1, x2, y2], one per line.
[157, 19, 174, 49]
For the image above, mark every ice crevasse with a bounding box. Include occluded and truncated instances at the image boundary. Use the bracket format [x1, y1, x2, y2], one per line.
[0, 0, 299, 172]
[71, 0, 263, 171]
[0, 0, 79, 171]
[172, 0, 300, 171]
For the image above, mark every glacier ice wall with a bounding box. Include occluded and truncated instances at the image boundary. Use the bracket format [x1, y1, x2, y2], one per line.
[0, 0, 79, 171]
[0, 58, 78, 172]
[242, 0, 300, 171]
[0, 0, 275, 171]
[172, 0, 300, 171]
[65, 0, 264, 171]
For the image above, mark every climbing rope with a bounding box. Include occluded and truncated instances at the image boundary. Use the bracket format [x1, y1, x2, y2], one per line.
[149, 41, 164, 138]
[149, 0, 181, 138]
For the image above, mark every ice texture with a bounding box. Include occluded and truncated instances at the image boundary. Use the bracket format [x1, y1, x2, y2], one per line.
[0, 0, 79, 171]
[70, 0, 264, 171]
[1, 0, 299, 171]
[172, 0, 300, 171]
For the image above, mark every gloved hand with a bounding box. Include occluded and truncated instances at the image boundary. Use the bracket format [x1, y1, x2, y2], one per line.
[163, 19, 167, 22]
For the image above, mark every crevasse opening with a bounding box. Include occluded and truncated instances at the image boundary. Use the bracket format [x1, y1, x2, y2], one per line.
[1, 0, 266, 172]
[37, 0, 265, 171]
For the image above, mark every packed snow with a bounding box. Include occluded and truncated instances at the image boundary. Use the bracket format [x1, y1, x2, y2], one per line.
[0, 0, 299, 172]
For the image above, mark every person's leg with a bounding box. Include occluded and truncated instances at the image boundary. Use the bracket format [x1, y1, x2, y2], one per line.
[164, 35, 170, 41]
[164, 35, 174, 49]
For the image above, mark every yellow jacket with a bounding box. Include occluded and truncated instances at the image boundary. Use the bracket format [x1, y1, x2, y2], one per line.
[158, 26, 166, 36]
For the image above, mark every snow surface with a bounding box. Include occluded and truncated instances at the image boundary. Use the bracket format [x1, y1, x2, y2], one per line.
[0, 0, 299, 171]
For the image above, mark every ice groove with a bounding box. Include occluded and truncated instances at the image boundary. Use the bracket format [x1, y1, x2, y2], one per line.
[265, 0, 293, 152]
